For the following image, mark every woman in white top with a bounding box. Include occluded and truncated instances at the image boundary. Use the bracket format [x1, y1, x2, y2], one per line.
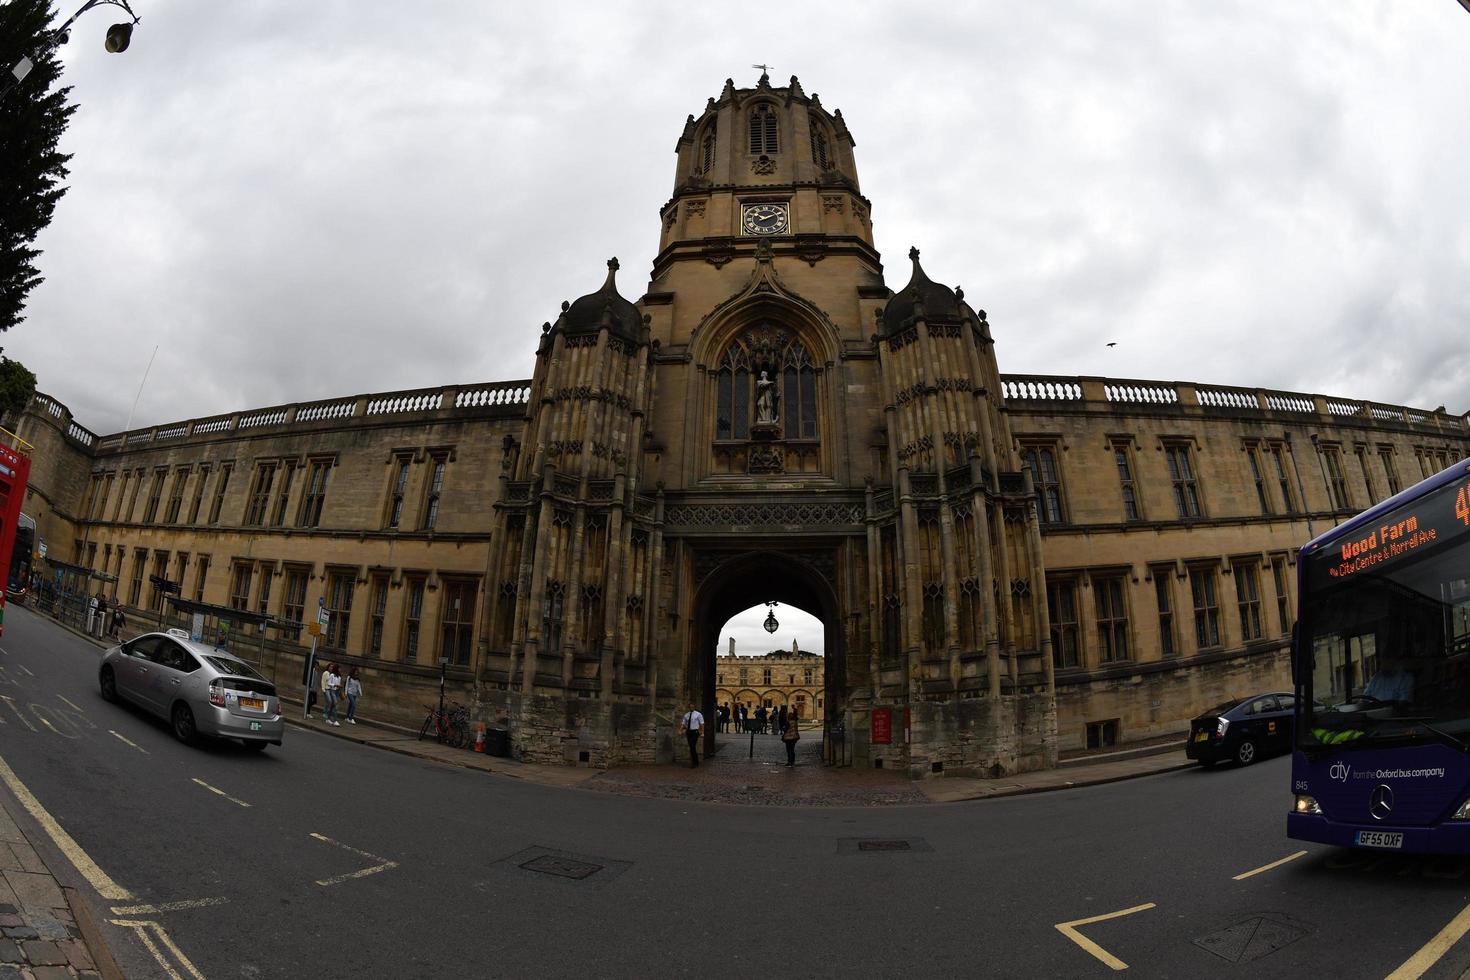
[322, 663, 343, 726]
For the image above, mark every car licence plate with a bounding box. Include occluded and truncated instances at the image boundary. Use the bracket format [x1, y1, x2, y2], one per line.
[249, 721, 262, 731]
[1194, 732, 1210, 743]
[1356, 830, 1403, 850]
[240, 697, 265, 711]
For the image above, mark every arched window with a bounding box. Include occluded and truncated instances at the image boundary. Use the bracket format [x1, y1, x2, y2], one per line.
[748, 104, 778, 155]
[811, 128, 830, 169]
[715, 343, 751, 440]
[715, 328, 819, 444]
[700, 120, 717, 174]
[781, 342, 818, 440]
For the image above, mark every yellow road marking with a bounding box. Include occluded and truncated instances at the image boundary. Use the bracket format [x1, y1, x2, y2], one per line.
[108, 919, 207, 980]
[1233, 850, 1308, 881]
[309, 831, 398, 887]
[1055, 902, 1157, 971]
[109, 730, 148, 753]
[57, 694, 84, 712]
[0, 694, 35, 731]
[111, 896, 229, 915]
[0, 752, 132, 900]
[190, 778, 250, 808]
[1386, 900, 1470, 980]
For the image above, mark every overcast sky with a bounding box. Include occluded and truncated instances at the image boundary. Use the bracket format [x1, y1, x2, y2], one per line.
[12, 1, 1470, 439]
[717, 603, 823, 658]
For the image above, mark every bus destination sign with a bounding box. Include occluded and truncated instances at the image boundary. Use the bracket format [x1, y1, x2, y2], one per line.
[1307, 474, 1470, 588]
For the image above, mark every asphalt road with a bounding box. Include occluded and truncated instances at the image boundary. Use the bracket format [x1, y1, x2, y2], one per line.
[3, 603, 1470, 979]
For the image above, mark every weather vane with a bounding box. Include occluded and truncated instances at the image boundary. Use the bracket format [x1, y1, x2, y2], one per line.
[752, 63, 773, 77]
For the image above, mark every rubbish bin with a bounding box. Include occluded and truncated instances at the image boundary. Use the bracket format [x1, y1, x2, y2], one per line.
[486, 728, 510, 758]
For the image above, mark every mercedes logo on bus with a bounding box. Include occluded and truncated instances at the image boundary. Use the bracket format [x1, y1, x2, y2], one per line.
[1370, 784, 1395, 821]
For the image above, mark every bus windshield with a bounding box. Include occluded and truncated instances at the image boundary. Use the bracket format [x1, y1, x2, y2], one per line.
[1300, 470, 1470, 751]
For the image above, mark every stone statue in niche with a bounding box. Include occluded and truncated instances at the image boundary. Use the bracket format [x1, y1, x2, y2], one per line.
[755, 370, 779, 425]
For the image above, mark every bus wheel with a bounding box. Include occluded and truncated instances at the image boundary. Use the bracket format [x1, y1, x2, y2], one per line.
[1235, 739, 1256, 766]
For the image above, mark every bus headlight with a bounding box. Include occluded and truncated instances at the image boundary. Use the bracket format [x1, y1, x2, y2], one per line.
[1294, 794, 1322, 815]
[1452, 799, 1470, 820]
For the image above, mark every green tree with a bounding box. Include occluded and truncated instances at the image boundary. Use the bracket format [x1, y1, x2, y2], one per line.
[0, 354, 38, 419]
[0, 0, 75, 333]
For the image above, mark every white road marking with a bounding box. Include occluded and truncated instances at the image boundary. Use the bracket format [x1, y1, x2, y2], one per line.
[1233, 850, 1308, 881]
[0, 751, 132, 900]
[0, 694, 36, 730]
[30, 704, 78, 739]
[16, 664, 33, 677]
[1055, 902, 1157, 972]
[109, 730, 149, 753]
[190, 778, 250, 808]
[108, 919, 207, 980]
[57, 694, 85, 712]
[309, 831, 398, 887]
[111, 896, 229, 915]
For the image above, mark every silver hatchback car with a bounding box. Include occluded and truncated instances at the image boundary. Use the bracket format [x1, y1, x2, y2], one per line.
[99, 629, 284, 750]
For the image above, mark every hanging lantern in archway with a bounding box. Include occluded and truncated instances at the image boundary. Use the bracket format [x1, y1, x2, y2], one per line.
[763, 600, 779, 634]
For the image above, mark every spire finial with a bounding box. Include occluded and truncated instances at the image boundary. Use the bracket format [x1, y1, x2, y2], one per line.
[602, 257, 620, 292]
[608, 256, 620, 273]
[909, 246, 920, 263]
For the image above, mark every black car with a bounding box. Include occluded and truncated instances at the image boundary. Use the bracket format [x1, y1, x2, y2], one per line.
[1186, 692, 1298, 767]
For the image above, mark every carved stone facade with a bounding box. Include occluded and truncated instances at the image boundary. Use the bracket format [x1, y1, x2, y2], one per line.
[11, 73, 1469, 777]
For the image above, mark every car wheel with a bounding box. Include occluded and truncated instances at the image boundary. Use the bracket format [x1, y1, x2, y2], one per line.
[241, 740, 268, 753]
[99, 667, 117, 703]
[1235, 738, 1257, 767]
[171, 703, 197, 745]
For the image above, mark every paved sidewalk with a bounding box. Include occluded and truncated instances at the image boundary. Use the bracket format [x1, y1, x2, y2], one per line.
[0, 799, 122, 980]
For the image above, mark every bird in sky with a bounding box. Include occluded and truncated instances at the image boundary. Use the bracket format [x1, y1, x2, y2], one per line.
[1106, 342, 1118, 348]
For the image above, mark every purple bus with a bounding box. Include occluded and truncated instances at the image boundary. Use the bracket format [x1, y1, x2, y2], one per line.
[1289, 455, 1470, 853]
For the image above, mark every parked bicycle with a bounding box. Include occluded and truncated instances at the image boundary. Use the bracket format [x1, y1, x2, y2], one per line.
[418, 701, 472, 747]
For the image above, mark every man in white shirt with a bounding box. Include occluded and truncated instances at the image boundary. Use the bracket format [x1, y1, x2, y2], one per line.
[681, 701, 705, 767]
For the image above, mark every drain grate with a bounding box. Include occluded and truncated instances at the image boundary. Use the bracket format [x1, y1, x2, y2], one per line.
[521, 855, 603, 880]
[1194, 915, 1308, 963]
[838, 837, 933, 855]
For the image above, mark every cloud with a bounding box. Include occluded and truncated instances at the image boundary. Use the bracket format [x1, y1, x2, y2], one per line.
[11, 2, 1470, 434]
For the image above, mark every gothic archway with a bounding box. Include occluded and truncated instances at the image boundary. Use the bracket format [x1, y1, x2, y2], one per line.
[689, 548, 846, 759]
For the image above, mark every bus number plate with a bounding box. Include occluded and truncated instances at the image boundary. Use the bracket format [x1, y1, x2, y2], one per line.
[1356, 830, 1403, 850]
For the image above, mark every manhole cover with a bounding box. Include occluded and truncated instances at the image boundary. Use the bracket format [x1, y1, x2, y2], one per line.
[1195, 916, 1307, 963]
[520, 855, 603, 880]
[491, 846, 632, 885]
[859, 840, 911, 852]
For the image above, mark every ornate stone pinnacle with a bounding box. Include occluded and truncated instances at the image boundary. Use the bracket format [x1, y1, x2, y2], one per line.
[909, 246, 920, 263]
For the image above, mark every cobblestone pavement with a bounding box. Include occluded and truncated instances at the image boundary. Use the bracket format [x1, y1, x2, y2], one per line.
[0, 801, 114, 980]
[585, 729, 928, 807]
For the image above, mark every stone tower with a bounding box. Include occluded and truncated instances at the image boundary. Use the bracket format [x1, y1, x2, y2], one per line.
[488, 73, 1057, 774]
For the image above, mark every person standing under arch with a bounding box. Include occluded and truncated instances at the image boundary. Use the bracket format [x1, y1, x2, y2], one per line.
[680, 701, 705, 767]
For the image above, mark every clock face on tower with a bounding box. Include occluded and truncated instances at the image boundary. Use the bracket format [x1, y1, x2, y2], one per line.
[741, 202, 790, 236]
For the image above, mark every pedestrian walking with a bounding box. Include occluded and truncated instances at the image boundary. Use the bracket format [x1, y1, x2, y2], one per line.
[344, 667, 362, 724]
[755, 705, 767, 734]
[322, 663, 343, 726]
[109, 606, 125, 640]
[680, 701, 704, 767]
[778, 703, 788, 735]
[782, 712, 800, 766]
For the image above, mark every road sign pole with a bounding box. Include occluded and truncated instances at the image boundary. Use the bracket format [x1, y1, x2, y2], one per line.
[302, 634, 319, 719]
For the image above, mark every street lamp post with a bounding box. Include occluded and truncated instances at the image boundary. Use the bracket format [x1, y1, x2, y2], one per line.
[4, 0, 141, 101]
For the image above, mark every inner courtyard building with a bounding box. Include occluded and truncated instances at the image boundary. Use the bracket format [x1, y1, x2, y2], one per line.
[10, 73, 1469, 776]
